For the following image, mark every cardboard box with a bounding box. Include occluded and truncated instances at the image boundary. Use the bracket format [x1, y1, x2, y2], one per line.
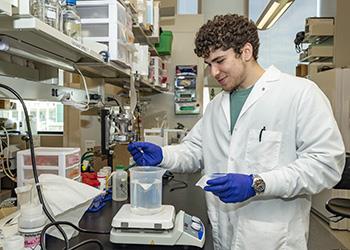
[0, 100, 12, 110]
[296, 64, 308, 77]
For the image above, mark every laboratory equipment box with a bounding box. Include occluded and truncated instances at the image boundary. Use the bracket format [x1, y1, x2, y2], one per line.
[17, 147, 81, 187]
[305, 17, 334, 37]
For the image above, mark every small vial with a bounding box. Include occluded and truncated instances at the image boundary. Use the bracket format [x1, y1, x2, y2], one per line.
[112, 165, 128, 201]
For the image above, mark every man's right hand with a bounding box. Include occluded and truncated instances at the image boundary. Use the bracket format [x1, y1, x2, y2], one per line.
[127, 142, 163, 166]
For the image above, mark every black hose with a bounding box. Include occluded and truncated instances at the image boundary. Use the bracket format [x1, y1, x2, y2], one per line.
[0, 84, 69, 248]
[40, 221, 109, 249]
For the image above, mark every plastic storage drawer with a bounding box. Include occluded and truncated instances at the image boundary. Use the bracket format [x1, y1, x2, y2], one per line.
[17, 147, 81, 187]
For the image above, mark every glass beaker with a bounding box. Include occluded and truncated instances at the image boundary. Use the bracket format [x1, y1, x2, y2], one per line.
[130, 166, 166, 215]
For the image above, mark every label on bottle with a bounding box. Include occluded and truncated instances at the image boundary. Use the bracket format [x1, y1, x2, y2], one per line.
[46, 8, 56, 19]
[19, 227, 43, 250]
[119, 178, 128, 197]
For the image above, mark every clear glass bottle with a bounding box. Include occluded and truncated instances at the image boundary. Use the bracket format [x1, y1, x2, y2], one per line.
[31, 0, 60, 30]
[62, 0, 82, 41]
[112, 165, 128, 201]
[44, 0, 60, 29]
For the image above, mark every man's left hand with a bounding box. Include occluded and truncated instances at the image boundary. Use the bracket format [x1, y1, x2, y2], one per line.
[204, 173, 256, 203]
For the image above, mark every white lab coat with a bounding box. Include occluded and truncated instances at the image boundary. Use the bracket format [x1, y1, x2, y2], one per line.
[161, 66, 345, 250]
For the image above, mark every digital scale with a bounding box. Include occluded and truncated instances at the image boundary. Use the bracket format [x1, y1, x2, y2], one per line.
[110, 204, 205, 247]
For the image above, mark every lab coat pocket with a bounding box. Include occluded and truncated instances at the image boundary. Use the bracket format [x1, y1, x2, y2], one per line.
[245, 129, 282, 171]
[233, 218, 287, 250]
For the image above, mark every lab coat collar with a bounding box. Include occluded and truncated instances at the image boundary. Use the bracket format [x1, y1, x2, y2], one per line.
[220, 65, 281, 129]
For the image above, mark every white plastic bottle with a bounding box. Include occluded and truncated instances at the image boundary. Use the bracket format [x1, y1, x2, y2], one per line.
[112, 165, 128, 201]
[18, 204, 47, 250]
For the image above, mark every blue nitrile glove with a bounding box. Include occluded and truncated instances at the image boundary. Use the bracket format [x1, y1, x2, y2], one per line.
[127, 142, 163, 166]
[204, 173, 256, 203]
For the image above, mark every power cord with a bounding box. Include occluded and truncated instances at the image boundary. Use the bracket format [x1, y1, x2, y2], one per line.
[0, 84, 110, 250]
[40, 221, 109, 250]
[59, 65, 90, 111]
[163, 171, 188, 192]
[0, 83, 70, 248]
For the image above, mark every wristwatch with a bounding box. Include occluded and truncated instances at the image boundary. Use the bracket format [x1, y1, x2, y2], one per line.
[252, 174, 265, 194]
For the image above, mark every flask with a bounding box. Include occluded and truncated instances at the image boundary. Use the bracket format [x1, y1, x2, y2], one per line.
[62, 0, 82, 41]
[112, 165, 128, 201]
[18, 204, 47, 250]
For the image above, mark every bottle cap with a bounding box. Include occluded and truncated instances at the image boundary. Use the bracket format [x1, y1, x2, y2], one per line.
[115, 165, 125, 170]
[66, 0, 76, 5]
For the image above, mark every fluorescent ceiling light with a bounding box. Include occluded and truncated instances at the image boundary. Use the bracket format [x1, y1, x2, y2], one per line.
[256, 0, 295, 30]
[257, 2, 280, 29]
[266, 1, 293, 29]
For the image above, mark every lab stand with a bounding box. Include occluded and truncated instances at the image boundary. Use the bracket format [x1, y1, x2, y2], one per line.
[45, 172, 214, 249]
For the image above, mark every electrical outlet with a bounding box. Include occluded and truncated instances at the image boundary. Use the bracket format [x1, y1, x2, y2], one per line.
[84, 140, 96, 152]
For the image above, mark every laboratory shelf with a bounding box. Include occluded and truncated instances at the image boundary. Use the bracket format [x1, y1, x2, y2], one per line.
[139, 77, 162, 94]
[132, 24, 159, 56]
[106, 76, 162, 94]
[148, 36, 160, 44]
[124, 1, 137, 14]
[0, 16, 130, 79]
[302, 35, 333, 45]
[299, 45, 333, 63]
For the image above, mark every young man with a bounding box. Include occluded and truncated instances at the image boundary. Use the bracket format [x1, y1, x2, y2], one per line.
[128, 14, 345, 250]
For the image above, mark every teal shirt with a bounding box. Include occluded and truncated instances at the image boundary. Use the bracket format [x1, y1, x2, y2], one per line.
[230, 87, 253, 133]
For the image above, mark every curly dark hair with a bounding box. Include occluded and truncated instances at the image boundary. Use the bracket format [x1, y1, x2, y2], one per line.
[194, 14, 260, 60]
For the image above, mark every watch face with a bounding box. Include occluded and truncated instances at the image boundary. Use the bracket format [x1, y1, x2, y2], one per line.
[254, 178, 265, 193]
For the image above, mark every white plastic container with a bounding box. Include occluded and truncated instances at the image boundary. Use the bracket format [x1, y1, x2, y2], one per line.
[112, 166, 128, 201]
[18, 204, 47, 250]
[77, 0, 133, 65]
[132, 43, 150, 76]
[16, 147, 81, 187]
[97, 170, 107, 190]
[3, 235, 25, 250]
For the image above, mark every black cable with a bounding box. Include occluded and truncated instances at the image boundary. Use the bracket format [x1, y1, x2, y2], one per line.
[40, 221, 109, 249]
[68, 239, 104, 250]
[170, 179, 188, 192]
[0, 84, 115, 250]
[162, 171, 188, 192]
[0, 84, 70, 248]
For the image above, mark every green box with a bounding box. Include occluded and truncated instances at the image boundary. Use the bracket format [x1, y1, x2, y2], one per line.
[155, 31, 173, 56]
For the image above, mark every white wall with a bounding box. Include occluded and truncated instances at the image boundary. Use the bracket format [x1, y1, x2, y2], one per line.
[144, 0, 247, 130]
[144, 14, 205, 130]
[317, 0, 336, 17]
[203, 0, 248, 20]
